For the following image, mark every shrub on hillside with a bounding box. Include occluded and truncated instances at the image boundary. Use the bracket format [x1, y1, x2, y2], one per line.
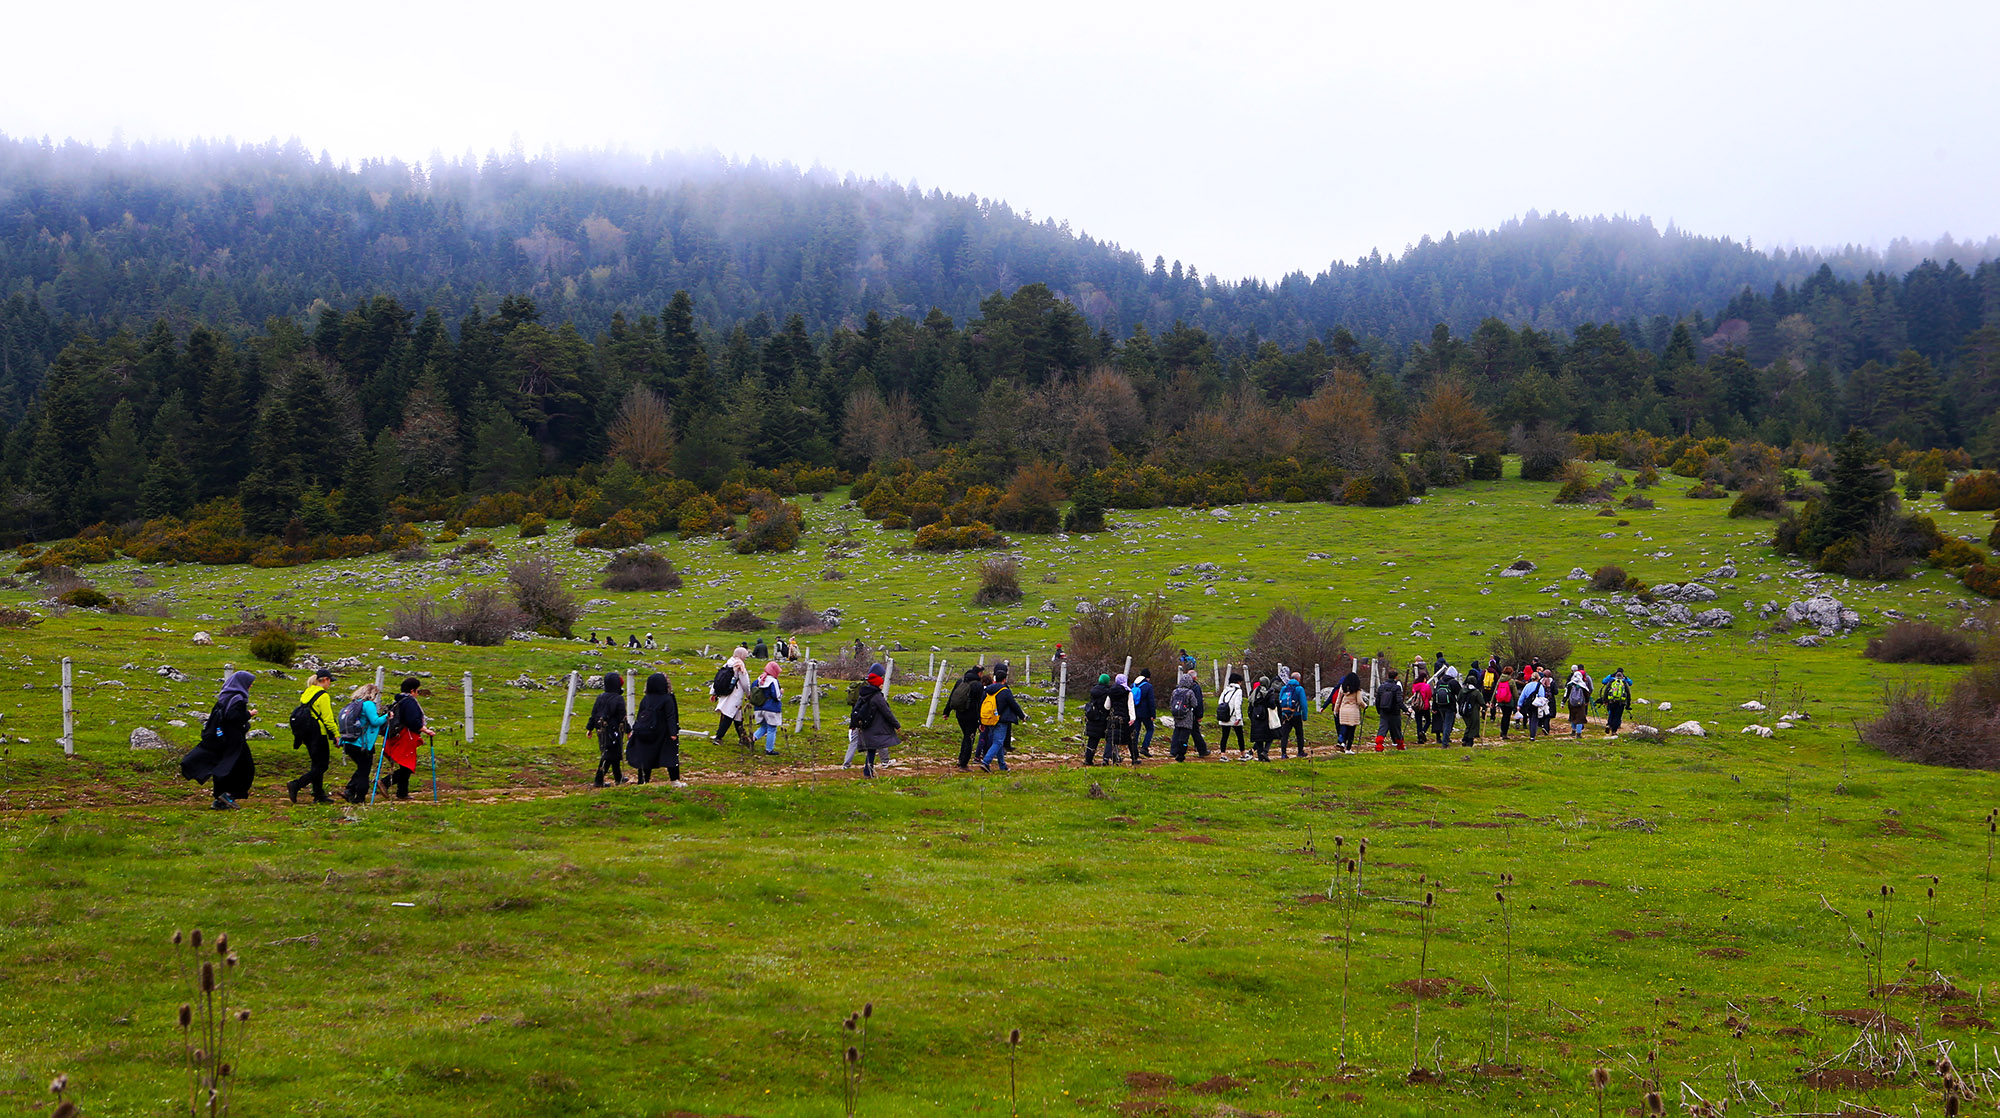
[1686, 480, 1726, 499]
[507, 555, 580, 637]
[1067, 594, 1178, 687]
[1860, 665, 2000, 769]
[518, 513, 548, 538]
[0, 607, 42, 628]
[392, 544, 430, 562]
[449, 537, 495, 559]
[248, 623, 299, 666]
[914, 520, 1007, 551]
[815, 641, 878, 681]
[973, 556, 1024, 606]
[1513, 424, 1572, 482]
[1728, 476, 1787, 518]
[387, 587, 522, 646]
[1589, 565, 1634, 592]
[57, 585, 112, 609]
[602, 549, 682, 591]
[777, 595, 833, 634]
[1469, 451, 1504, 481]
[1621, 494, 1656, 510]
[710, 607, 770, 632]
[733, 490, 804, 554]
[1965, 562, 2000, 599]
[1930, 539, 1986, 570]
[1863, 620, 1978, 665]
[1487, 618, 1572, 671]
[1944, 471, 2000, 511]
[575, 510, 646, 550]
[1243, 605, 1350, 679]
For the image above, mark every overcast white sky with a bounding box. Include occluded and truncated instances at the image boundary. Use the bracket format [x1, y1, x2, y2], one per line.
[6, 0, 1996, 279]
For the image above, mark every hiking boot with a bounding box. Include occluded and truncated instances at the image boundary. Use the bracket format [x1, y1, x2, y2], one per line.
[211, 794, 236, 811]
[285, 780, 300, 804]
[312, 792, 335, 804]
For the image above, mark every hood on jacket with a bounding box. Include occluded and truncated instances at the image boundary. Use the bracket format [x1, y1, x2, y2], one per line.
[602, 672, 624, 694]
[644, 672, 670, 696]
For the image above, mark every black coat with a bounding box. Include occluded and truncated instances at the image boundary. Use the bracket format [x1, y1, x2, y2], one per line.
[180, 697, 254, 797]
[586, 688, 629, 754]
[627, 685, 680, 770]
[1084, 682, 1111, 731]
[852, 683, 900, 751]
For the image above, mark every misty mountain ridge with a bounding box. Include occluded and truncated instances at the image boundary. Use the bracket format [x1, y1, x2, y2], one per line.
[3, 133, 1994, 346]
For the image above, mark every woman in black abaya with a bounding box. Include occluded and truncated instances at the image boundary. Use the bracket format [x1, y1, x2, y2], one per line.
[180, 670, 258, 810]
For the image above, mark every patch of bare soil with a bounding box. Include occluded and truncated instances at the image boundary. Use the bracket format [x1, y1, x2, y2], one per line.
[1405, 1067, 1444, 1085]
[1392, 977, 1469, 999]
[1187, 1075, 1244, 1095]
[1773, 1026, 1811, 1037]
[1178, 834, 1215, 844]
[1570, 879, 1615, 887]
[1124, 1071, 1178, 1094]
[1802, 1068, 1882, 1090]
[1821, 1009, 1914, 1035]
[1296, 893, 1330, 904]
[1939, 1012, 1993, 1030]
[1607, 929, 1637, 941]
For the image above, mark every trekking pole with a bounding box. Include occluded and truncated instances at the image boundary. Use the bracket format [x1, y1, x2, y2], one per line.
[368, 741, 384, 805]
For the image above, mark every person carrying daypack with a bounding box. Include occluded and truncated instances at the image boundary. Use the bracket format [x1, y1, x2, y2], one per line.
[1457, 673, 1484, 747]
[1130, 669, 1157, 758]
[1247, 677, 1278, 762]
[1325, 672, 1363, 755]
[285, 668, 341, 805]
[1430, 667, 1460, 747]
[626, 672, 682, 785]
[1598, 668, 1634, 735]
[1409, 665, 1433, 745]
[1168, 671, 1208, 761]
[1373, 669, 1406, 751]
[848, 665, 898, 778]
[1279, 670, 1310, 757]
[1083, 673, 1113, 765]
[751, 661, 784, 756]
[946, 666, 987, 770]
[1492, 669, 1516, 740]
[1215, 672, 1246, 756]
[1109, 672, 1135, 763]
[1564, 664, 1593, 739]
[711, 647, 751, 747]
[337, 682, 389, 804]
[585, 672, 631, 787]
[1516, 672, 1548, 741]
[978, 666, 1025, 772]
[181, 671, 258, 810]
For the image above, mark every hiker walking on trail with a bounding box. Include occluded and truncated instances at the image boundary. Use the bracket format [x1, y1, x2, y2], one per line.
[1409, 664, 1432, 745]
[1536, 669, 1558, 737]
[382, 678, 433, 800]
[947, 666, 988, 770]
[1215, 672, 1247, 756]
[711, 647, 752, 746]
[180, 670, 258, 810]
[979, 666, 1025, 772]
[1564, 664, 1592, 739]
[1168, 671, 1209, 761]
[1492, 668, 1516, 740]
[1131, 669, 1157, 758]
[337, 682, 388, 804]
[285, 667, 341, 805]
[1279, 669, 1311, 757]
[1083, 673, 1113, 765]
[1327, 671, 1363, 755]
[1598, 668, 1634, 735]
[1516, 671, 1549, 740]
[751, 661, 785, 755]
[586, 672, 631, 787]
[1110, 673, 1135, 762]
[1373, 668, 1406, 752]
[1457, 671, 1485, 747]
[1431, 666, 1460, 747]
[849, 665, 898, 779]
[1247, 676, 1277, 761]
[627, 672, 682, 785]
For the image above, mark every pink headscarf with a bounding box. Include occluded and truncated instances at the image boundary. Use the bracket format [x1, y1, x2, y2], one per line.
[763, 661, 782, 679]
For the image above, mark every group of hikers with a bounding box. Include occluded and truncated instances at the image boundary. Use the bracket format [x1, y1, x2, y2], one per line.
[174, 640, 1638, 808]
[1075, 655, 1637, 762]
[177, 668, 437, 810]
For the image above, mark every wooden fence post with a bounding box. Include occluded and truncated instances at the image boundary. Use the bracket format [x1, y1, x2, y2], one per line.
[374, 665, 385, 691]
[463, 672, 475, 743]
[60, 657, 73, 756]
[925, 661, 949, 728]
[1057, 661, 1068, 725]
[558, 671, 579, 745]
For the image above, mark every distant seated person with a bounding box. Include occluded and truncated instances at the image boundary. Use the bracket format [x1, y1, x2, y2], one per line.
[753, 637, 769, 659]
[644, 633, 658, 650]
[628, 634, 640, 649]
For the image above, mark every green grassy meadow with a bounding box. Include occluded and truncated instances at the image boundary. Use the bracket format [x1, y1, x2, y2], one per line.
[3, 464, 1998, 1116]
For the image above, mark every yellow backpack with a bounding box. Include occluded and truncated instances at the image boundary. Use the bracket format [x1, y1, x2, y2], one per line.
[979, 689, 1002, 727]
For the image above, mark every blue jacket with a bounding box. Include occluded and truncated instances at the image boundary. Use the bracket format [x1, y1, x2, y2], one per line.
[1132, 677, 1156, 721]
[1517, 679, 1546, 712]
[753, 676, 783, 714]
[352, 699, 388, 752]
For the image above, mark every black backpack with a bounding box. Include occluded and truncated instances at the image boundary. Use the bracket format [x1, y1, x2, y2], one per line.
[711, 664, 737, 699]
[288, 689, 328, 749]
[849, 694, 879, 731]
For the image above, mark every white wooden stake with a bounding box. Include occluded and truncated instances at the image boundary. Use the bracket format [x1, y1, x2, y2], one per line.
[1057, 661, 1068, 724]
[60, 656, 73, 756]
[1315, 664, 1322, 701]
[884, 657, 894, 691]
[925, 661, 949, 728]
[928, 651, 934, 677]
[1212, 658, 1220, 692]
[794, 660, 812, 733]
[558, 670, 579, 745]
[810, 660, 822, 730]
[628, 665, 639, 723]
[462, 672, 474, 743]
[1122, 655, 1132, 680]
[374, 665, 385, 690]
[1023, 654, 1029, 686]
[223, 663, 232, 683]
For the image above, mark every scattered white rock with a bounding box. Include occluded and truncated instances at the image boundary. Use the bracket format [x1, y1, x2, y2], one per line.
[156, 666, 189, 683]
[1784, 595, 1860, 636]
[247, 729, 273, 740]
[1740, 700, 1766, 711]
[1669, 720, 1707, 737]
[192, 631, 213, 646]
[1658, 701, 1672, 712]
[1774, 721, 1795, 730]
[1567, 567, 1589, 580]
[1693, 608, 1735, 629]
[1741, 725, 1773, 738]
[129, 727, 172, 750]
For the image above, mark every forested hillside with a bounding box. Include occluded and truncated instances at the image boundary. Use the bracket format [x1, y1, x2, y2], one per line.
[1, 134, 1998, 566]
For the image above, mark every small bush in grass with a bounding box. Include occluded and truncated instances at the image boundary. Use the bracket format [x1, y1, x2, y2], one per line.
[0, 608, 43, 628]
[914, 520, 1008, 552]
[387, 587, 521, 646]
[733, 490, 805, 554]
[112, 595, 172, 618]
[1633, 464, 1660, 489]
[816, 641, 877, 680]
[519, 513, 547, 538]
[1686, 480, 1726, 499]
[1943, 471, 2000, 511]
[1469, 451, 1504, 480]
[1487, 618, 1572, 670]
[248, 624, 299, 666]
[1068, 594, 1178, 686]
[57, 586, 113, 609]
[507, 555, 580, 637]
[1243, 604, 1349, 678]
[1589, 565, 1633, 592]
[711, 606, 770, 632]
[822, 567, 846, 581]
[434, 529, 459, 544]
[449, 537, 495, 559]
[1965, 562, 2000, 599]
[973, 557, 1024, 605]
[778, 595, 832, 634]
[1620, 494, 1656, 510]
[1728, 476, 1787, 518]
[576, 509, 647, 549]
[1864, 621, 1977, 665]
[601, 549, 681, 591]
[1860, 665, 2000, 769]
[1513, 423, 1572, 482]
[392, 544, 430, 562]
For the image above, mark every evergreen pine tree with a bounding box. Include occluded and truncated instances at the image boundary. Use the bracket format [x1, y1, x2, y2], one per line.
[139, 441, 194, 520]
[89, 401, 148, 523]
[332, 442, 383, 534]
